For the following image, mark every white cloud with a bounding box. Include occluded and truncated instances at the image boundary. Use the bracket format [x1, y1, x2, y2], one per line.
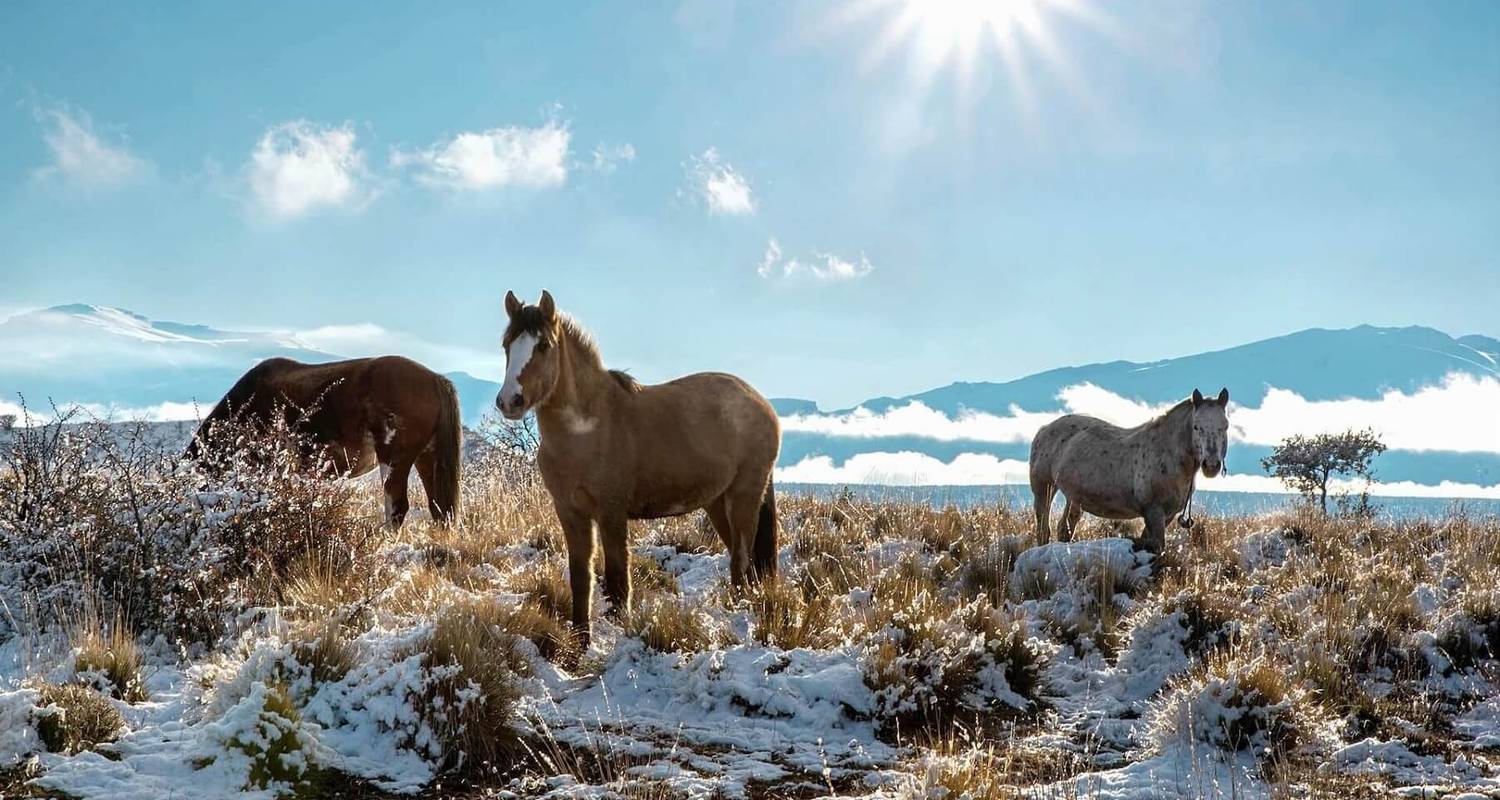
[0, 398, 204, 425]
[782, 375, 1500, 454]
[590, 142, 636, 174]
[33, 106, 146, 188]
[775, 451, 1500, 499]
[292, 323, 500, 381]
[687, 148, 755, 215]
[393, 121, 570, 190]
[247, 121, 370, 218]
[757, 238, 874, 282]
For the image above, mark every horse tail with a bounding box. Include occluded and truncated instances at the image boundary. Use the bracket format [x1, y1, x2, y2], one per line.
[429, 375, 463, 523]
[753, 479, 779, 579]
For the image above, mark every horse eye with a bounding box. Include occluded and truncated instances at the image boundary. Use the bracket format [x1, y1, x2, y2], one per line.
[536, 339, 551, 351]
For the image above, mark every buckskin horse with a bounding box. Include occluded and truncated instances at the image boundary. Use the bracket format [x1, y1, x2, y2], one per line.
[1029, 388, 1230, 554]
[497, 290, 780, 644]
[186, 356, 462, 527]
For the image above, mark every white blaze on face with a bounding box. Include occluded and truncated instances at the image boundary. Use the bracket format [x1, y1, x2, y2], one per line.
[500, 333, 538, 410]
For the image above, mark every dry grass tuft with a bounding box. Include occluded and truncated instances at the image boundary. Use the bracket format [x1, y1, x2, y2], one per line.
[408, 598, 530, 769]
[625, 594, 714, 654]
[72, 623, 148, 703]
[34, 683, 125, 756]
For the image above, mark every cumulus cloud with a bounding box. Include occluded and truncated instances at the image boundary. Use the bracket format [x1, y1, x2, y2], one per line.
[782, 376, 1500, 454]
[757, 238, 873, 282]
[686, 148, 755, 215]
[589, 142, 636, 174]
[33, 106, 146, 188]
[247, 121, 371, 218]
[393, 121, 570, 190]
[775, 451, 1500, 499]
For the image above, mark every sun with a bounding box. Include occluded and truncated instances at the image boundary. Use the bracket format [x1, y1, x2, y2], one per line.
[838, 0, 1107, 125]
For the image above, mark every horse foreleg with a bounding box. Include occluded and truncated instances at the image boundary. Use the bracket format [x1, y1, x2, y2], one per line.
[381, 459, 414, 528]
[599, 512, 631, 620]
[1142, 506, 1167, 555]
[557, 505, 596, 648]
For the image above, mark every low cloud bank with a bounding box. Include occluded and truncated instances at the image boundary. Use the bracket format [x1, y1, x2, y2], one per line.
[781, 374, 1500, 454]
[0, 399, 204, 425]
[774, 451, 1500, 499]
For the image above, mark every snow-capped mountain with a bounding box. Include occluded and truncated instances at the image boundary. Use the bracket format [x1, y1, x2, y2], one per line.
[0, 304, 503, 425]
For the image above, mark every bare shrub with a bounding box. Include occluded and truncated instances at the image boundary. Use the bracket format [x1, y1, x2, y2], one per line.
[0, 406, 377, 643]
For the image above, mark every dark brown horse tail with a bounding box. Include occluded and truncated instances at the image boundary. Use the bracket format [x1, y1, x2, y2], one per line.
[429, 375, 463, 523]
[754, 479, 778, 578]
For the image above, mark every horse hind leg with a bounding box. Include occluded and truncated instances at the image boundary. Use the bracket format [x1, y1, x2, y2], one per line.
[381, 458, 415, 528]
[1058, 498, 1082, 543]
[414, 449, 444, 522]
[722, 479, 767, 589]
[1032, 480, 1056, 548]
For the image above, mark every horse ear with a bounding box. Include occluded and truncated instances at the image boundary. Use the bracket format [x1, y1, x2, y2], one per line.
[504, 291, 521, 318]
[539, 290, 556, 320]
[1217, 387, 1229, 406]
[1192, 389, 1204, 408]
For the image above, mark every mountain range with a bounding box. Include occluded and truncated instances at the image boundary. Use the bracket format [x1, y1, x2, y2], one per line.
[3, 304, 1496, 491]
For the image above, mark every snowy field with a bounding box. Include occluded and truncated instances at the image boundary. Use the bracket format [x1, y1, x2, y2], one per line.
[1, 418, 1498, 799]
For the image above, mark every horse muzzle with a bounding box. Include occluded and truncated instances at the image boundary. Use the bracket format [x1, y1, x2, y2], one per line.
[1201, 460, 1223, 478]
[497, 391, 528, 420]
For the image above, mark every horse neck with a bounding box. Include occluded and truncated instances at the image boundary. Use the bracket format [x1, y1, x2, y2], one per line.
[537, 324, 613, 426]
[1154, 402, 1198, 476]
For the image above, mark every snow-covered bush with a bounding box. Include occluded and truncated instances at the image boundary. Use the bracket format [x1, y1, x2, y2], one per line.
[0, 412, 378, 642]
[196, 681, 323, 795]
[862, 561, 1040, 737]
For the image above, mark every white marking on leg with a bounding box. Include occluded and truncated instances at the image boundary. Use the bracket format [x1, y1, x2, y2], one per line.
[499, 333, 537, 410]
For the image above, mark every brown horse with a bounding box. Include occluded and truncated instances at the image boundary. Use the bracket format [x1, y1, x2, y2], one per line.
[497, 290, 780, 644]
[186, 356, 462, 527]
[1029, 388, 1229, 554]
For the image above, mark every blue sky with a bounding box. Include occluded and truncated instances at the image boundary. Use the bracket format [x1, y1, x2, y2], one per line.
[2, 1, 1497, 407]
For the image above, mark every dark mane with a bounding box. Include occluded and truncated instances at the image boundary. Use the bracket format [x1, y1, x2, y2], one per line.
[609, 369, 643, 393]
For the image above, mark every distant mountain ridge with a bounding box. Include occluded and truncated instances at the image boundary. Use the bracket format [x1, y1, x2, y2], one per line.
[3, 306, 1496, 491]
[843, 325, 1499, 417]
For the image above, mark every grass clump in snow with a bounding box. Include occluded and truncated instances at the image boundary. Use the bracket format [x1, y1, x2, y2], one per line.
[625, 594, 714, 654]
[408, 598, 530, 769]
[34, 684, 125, 756]
[741, 576, 845, 650]
[72, 623, 148, 703]
[1146, 651, 1315, 763]
[288, 619, 357, 687]
[862, 559, 1041, 739]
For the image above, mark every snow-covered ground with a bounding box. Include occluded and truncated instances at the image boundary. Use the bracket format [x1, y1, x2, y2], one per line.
[2, 431, 1498, 798]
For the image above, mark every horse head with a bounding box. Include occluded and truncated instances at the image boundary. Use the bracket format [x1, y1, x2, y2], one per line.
[1189, 387, 1230, 477]
[498, 289, 562, 420]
